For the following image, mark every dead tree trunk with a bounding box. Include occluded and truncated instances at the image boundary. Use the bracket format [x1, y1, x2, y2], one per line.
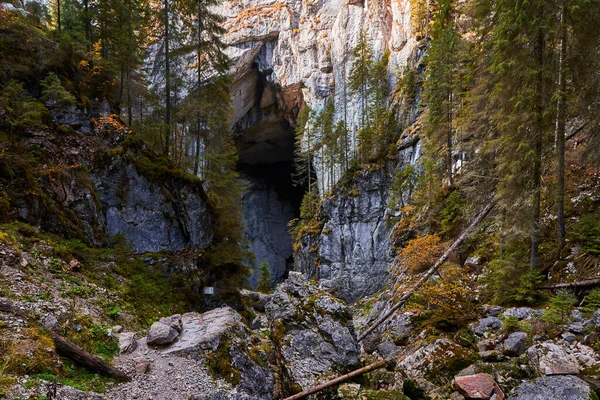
[358, 199, 497, 342]
[281, 360, 388, 400]
[538, 279, 600, 290]
[0, 299, 130, 381]
[50, 332, 130, 381]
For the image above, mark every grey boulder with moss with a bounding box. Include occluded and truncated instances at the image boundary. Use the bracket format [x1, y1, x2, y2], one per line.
[264, 271, 359, 390]
[509, 375, 594, 400]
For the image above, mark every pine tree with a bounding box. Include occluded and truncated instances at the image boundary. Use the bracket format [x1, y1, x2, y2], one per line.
[349, 30, 373, 135]
[423, 0, 458, 187]
[293, 106, 314, 196]
[256, 261, 272, 293]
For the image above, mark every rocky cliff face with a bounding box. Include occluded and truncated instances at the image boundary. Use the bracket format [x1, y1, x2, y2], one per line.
[92, 158, 213, 254]
[221, 0, 421, 295]
[242, 173, 295, 287]
[221, 0, 418, 189]
[10, 113, 215, 256]
[296, 139, 421, 302]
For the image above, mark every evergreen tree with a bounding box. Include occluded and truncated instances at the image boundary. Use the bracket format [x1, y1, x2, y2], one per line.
[293, 106, 314, 196]
[423, 0, 458, 187]
[256, 261, 272, 293]
[349, 30, 373, 135]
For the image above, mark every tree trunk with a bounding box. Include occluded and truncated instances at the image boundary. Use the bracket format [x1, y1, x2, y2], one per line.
[50, 332, 130, 382]
[538, 278, 600, 290]
[281, 360, 388, 400]
[163, 0, 172, 156]
[126, 0, 133, 126]
[358, 199, 497, 341]
[0, 300, 129, 382]
[84, 0, 90, 50]
[556, 4, 567, 248]
[530, 27, 546, 270]
[57, 0, 61, 32]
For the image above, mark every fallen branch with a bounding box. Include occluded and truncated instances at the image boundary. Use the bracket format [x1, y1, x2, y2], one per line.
[281, 359, 388, 400]
[0, 298, 130, 381]
[358, 199, 497, 342]
[538, 278, 600, 290]
[49, 331, 129, 381]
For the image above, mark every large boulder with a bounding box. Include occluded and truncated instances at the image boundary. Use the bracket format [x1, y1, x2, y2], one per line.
[264, 272, 359, 391]
[163, 308, 273, 399]
[473, 317, 503, 336]
[526, 342, 580, 375]
[509, 375, 593, 400]
[397, 339, 477, 386]
[147, 321, 179, 346]
[455, 373, 505, 400]
[503, 332, 528, 357]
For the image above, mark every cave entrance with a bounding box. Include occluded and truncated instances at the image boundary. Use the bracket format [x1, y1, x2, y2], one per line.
[231, 61, 305, 288]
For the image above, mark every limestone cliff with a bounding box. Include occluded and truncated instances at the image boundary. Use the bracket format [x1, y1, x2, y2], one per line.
[221, 0, 422, 298]
[221, 0, 418, 189]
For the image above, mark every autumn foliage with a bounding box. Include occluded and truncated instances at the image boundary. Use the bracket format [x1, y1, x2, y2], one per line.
[397, 234, 444, 274]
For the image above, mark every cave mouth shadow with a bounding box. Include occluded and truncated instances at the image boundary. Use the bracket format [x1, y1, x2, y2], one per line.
[238, 161, 305, 218]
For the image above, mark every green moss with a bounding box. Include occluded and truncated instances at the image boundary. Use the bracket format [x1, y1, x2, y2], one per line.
[204, 338, 241, 387]
[359, 389, 410, 400]
[35, 359, 117, 393]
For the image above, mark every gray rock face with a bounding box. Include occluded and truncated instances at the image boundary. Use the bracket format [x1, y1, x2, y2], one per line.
[92, 158, 213, 254]
[118, 332, 138, 355]
[397, 339, 476, 386]
[473, 317, 503, 336]
[509, 375, 592, 400]
[219, 0, 419, 191]
[265, 272, 359, 390]
[526, 342, 580, 375]
[163, 309, 273, 399]
[296, 164, 399, 302]
[242, 174, 294, 288]
[503, 307, 542, 320]
[147, 321, 179, 346]
[503, 332, 528, 356]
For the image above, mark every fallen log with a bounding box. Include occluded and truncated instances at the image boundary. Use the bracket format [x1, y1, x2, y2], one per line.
[358, 199, 497, 342]
[538, 278, 600, 290]
[281, 359, 388, 400]
[0, 298, 130, 381]
[49, 331, 130, 381]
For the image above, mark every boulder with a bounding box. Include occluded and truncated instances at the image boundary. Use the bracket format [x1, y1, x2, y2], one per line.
[147, 321, 179, 346]
[455, 373, 504, 399]
[397, 339, 477, 386]
[503, 332, 528, 356]
[592, 310, 600, 327]
[509, 375, 592, 400]
[562, 332, 577, 343]
[503, 308, 542, 320]
[483, 305, 504, 317]
[264, 272, 359, 390]
[526, 343, 579, 375]
[43, 314, 60, 331]
[569, 322, 584, 334]
[163, 308, 273, 399]
[473, 317, 503, 336]
[159, 314, 183, 333]
[118, 332, 137, 355]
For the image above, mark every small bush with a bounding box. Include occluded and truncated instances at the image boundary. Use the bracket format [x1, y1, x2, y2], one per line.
[542, 291, 577, 326]
[481, 247, 544, 306]
[571, 214, 600, 257]
[582, 288, 600, 315]
[40, 73, 76, 107]
[398, 234, 443, 274]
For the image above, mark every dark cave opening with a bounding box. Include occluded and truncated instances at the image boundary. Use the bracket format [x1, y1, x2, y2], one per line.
[232, 61, 306, 288]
